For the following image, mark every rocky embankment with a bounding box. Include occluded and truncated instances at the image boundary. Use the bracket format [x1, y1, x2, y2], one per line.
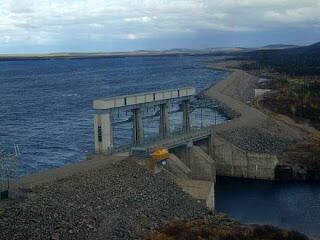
[203, 60, 317, 181]
[220, 127, 296, 154]
[0, 156, 310, 240]
[202, 61, 307, 154]
[0, 158, 220, 240]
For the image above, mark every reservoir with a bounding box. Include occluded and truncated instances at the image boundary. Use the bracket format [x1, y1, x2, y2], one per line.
[0, 55, 319, 239]
[0, 55, 227, 176]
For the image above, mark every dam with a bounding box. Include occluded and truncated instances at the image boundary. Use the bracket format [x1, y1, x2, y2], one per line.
[93, 86, 279, 181]
[93, 86, 280, 210]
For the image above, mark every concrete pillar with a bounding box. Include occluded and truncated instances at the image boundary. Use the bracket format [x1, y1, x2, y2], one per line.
[208, 129, 214, 159]
[206, 182, 215, 212]
[183, 100, 191, 132]
[94, 113, 113, 153]
[185, 141, 193, 168]
[159, 103, 170, 138]
[132, 108, 144, 145]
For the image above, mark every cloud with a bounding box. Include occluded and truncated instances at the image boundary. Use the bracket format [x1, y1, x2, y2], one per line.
[127, 33, 137, 40]
[0, 0, 320, 53]
[89, 23, 104, 29]
[264, 7, 320, 23]
[124, 16, 157, 23]
[1, 35, 11, 43]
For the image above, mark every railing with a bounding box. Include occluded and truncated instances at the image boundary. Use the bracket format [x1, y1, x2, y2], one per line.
[109, 126, 212, 154]
[101, 96, 221, 155]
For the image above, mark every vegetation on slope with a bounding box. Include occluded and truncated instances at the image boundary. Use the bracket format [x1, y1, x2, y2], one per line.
[233, 43, 320, 180]
[259, 78, 320, 129]
[281, 134, 320, 181]
[236, 42, 320, 130]
[143, 219, 309, 240]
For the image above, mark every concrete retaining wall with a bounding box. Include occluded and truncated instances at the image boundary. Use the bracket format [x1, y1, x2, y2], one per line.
[170, 144, 216, 182]
[172, 134, 278, 181]
[191, 146, 216, 182]
[170, 145, 191, 168]
[212, 134, 278, 180]
[168, 146, 216, 211]
[166, 153, 191, 179]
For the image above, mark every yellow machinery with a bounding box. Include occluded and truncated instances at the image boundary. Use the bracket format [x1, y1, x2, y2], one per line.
[152, 148, 169, 162]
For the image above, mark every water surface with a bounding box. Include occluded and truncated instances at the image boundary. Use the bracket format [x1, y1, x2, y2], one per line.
[0, 55, 226, 176]
[216, 177, 320, 240]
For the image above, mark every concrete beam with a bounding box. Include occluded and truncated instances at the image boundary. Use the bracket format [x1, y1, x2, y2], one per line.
[182, 100, 191, 132]
[208, 129, 214, 159]
[94, 87, 196, 111]
[206, 182, 215, 211]
[94, 113, 113, 153]
[159, 103, 170, 138]
[132, 108, 144, 145]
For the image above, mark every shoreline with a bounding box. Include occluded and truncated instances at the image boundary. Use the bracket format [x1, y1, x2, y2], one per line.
[0, 51, 230, 62]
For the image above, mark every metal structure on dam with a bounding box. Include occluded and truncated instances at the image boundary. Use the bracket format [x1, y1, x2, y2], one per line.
[93, 87, 219, 154]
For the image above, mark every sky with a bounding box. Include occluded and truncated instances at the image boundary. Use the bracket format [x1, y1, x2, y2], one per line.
[1, 0, 320, 54]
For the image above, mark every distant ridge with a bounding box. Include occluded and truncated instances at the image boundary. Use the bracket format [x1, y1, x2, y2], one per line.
[281, 41, 320, 54]
[244, 41, 320, 55]
[1, 41, 319, 60]
[241, 41, 320, 76]
[309, 41, 320, 48]
[165, 48, 196, 52]
[262, 44, 298, 49]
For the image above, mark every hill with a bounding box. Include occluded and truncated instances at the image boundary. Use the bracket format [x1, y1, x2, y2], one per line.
[262, 44, 298, 49]
[240, 41, 320, 76]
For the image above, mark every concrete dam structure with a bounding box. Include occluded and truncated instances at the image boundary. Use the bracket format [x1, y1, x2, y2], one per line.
[93, 87, 278, 182]
[93, 86, 280, 209]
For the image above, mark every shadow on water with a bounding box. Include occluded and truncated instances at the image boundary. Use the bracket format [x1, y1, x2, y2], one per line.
[215, 176, 320, 239]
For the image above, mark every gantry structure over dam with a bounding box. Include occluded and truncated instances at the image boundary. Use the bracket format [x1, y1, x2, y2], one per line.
[93, 87, 218, 154]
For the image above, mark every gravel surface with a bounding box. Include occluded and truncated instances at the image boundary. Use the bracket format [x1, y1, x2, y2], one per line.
[0, 158, 217, 240]
[220, 127, 296, 153]
[207, 61, 258, 103]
